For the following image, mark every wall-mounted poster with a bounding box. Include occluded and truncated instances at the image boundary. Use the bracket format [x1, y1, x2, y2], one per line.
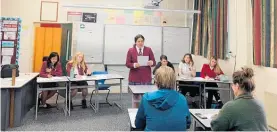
[82, 13, 97, 23]
[3, 32, 16, 40]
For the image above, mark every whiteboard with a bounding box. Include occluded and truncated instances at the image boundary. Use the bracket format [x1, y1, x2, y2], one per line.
[76, 23, 104, 63]
[104, 25, 162, 65]
[162, 27, 191, 64]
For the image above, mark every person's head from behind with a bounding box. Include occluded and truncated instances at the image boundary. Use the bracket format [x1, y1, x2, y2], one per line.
[232, 67, 255, 97]
[160, 55, 168, 66]
[47, 52, 59, 67]
[155, 66, 176, 90]
[134, 34, 145, 48]
[182, 53, 194, 65]
[209, 56, 222, 74]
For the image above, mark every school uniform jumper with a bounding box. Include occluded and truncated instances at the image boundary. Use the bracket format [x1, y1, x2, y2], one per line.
[39, 61, 63, 87]
[126, 45, 156, 84]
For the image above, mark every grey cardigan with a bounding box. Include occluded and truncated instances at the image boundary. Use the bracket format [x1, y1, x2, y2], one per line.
[211, 93, 268, 131]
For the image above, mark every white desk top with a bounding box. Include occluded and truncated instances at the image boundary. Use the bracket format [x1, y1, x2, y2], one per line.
[67, 74, 124, 81]
[177, 77, 232, 84]
[129, 85, 158, 94]
[128, 108, 138, 128]
[190, 109, 220, 128]
[37, 76, 69, 83]
[1, 73, 39, 88]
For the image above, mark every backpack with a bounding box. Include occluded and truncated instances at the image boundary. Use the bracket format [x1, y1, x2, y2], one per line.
[1, 64, 19, 78]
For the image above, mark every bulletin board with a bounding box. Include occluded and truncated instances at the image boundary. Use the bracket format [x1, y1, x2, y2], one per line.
[0, 17, 22, 65]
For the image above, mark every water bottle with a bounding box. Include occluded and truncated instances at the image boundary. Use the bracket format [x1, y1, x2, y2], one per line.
[70, 68, 74, 79]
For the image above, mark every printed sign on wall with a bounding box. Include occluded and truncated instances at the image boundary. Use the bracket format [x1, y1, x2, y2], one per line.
[82, 13, 97, 23]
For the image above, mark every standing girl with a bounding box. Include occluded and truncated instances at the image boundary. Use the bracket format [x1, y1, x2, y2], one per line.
[126, 34, 156, 85]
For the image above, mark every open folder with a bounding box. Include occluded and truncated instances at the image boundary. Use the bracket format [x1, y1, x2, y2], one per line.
[138, 56, 149, 66]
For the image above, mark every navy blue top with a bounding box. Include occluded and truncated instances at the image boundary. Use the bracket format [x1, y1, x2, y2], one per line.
[135, 89, 191, 131]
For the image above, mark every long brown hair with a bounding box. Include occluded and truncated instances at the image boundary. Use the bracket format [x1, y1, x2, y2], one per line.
[181, 53, 194, 66]
[210, 56, 222, 75]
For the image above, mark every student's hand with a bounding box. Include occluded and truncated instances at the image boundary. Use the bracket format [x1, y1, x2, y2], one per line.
[47, 74, 52, 78]
[135, 63, 140, 68]
[86, 69, 91, 75]
[46, 68, 52, 73]
[147, 60, 153, 66]
[205, 76, 210, 79]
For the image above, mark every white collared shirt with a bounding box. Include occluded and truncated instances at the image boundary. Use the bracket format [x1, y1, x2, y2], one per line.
[178, 62, 195, 78]
[136, 46, 144, 55]
[134, 46, 144, 68]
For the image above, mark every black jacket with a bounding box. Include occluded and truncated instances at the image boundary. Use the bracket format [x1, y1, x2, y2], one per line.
[153, 61, 175, 75]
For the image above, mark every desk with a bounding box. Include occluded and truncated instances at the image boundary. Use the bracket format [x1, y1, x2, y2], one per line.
[68, 74, 124, 115]
[1, 73, 39, 130]
[176, 77, 232, 108]
[36, 76, 69, 120]
[128, 85, 158, 108]
[190, 109, 220, 130]
[128, 108, 138, 131]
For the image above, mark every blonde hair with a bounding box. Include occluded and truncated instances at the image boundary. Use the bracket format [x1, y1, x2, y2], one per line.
[67, 52, 86, 72]
[154, 66, 176, 89]
[210, 56, 222, 75]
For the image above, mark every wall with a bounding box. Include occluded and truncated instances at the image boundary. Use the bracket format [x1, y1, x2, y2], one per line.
[2, 0, 277, 128]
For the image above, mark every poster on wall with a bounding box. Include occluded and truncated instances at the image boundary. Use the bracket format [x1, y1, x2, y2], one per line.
[82, 13, 97, 23]
[67, 11, 82, 22]
[1, 17, 21, 65]
[3, 32, 16, 40]
[2, 20, 18, 31]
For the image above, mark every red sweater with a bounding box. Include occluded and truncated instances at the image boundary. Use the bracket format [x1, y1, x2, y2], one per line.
[126, 46, 156, 83]
[200, 64, 224, 78]
[39, 61, 62, 77]
[66, 62, 88, 76]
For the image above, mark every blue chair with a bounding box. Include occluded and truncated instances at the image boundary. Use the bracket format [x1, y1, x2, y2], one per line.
[89, 71, 112, 106]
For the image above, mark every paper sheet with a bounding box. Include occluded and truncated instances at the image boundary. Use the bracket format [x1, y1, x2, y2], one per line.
[4, 32, 16, 40]
[1, 48, 14, 55]
[2, 56, 12, 65]
[138, 56, 149, 66]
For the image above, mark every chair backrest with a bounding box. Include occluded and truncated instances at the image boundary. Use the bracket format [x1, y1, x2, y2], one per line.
[196, 72, 201, 77]
[42, 56, 48, 62]
[92, 71, 108, 84]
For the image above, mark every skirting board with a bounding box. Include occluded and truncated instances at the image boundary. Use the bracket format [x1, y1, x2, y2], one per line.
[265, 91, 277, 130]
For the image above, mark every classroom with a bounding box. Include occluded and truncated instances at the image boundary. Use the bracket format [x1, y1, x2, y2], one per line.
[1, 0, 277, 131]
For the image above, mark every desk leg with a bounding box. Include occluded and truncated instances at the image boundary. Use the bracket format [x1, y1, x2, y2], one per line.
[199, 84, 202, 108]
[65, 83, 68, 116]
[9, 88, 15, 127]
[35, 86, 39, 120]
[204, 83, 207, 109]
[95, 81, 99, 112]
[68, 82, 71, 116]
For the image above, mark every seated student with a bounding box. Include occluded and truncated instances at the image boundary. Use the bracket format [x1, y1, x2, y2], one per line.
[153, 55, 174, 74]
[135, 66, 191, 131]
[39, 52, 62, 108]
[178, 53, 198, 107]
[66, 52, 91, 110]
[211, 67, 268, 131]
[200, 56, 223, 108]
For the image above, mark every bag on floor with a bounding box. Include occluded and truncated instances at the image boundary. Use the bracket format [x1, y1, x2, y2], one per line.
[1, 64, 19, 78]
